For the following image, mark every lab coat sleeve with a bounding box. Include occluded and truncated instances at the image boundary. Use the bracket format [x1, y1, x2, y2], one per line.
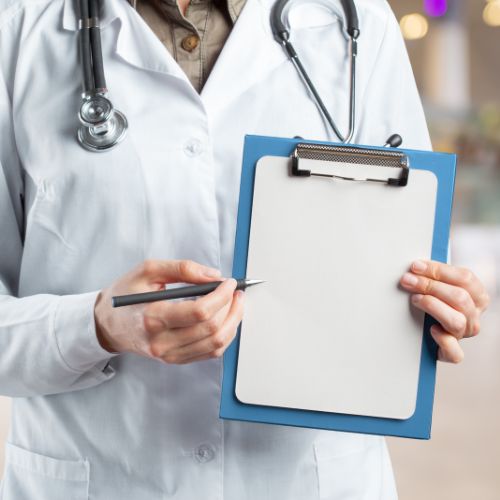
[0, 66, 116, 398]
[355, 3, 433, 151]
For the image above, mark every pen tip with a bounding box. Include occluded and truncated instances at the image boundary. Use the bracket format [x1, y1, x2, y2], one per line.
[245, 279, 266, 286]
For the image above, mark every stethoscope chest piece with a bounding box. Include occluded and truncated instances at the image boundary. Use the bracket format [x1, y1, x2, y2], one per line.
[77, 94, 128, 152]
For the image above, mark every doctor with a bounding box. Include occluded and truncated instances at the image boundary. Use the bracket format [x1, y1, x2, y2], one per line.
[0, 0, 489, 498]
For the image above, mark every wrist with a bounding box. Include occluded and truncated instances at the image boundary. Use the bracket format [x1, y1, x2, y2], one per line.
[94, 291, 118, 354]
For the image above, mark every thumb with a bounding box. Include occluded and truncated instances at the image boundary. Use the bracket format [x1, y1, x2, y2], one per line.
[135, 259, 222, 286]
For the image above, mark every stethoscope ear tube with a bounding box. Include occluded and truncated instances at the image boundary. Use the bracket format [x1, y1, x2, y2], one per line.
[340, 0, 359, 38]
[75, 0, 359, 151]
[78, 0, 93, 93]
[270, 0, 359, 144]
[270, 0, 291, 42]
[88, 0, 106, 91]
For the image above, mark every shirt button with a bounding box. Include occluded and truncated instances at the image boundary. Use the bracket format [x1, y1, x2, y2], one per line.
[194, 444, 215, 463]
[184, 139, 203, 157]
[181, 34, 200, 52]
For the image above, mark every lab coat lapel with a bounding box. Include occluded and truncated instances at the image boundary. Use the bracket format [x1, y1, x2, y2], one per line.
[62, 0, 189, 84]
[114, 7, 188, 82]
[200, 0, 288, 116]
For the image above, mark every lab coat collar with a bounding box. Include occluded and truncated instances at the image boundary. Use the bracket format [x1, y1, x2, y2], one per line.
[61, 0, 288, 107]
[200, 0, 288, 115]
[62, 0, 189, 83]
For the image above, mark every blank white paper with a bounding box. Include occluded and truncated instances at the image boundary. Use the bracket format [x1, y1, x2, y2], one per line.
[235, 156, 438, 420]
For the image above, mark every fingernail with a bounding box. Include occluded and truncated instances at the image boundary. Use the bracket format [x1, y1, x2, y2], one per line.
[401, 273, 418, 287]
[412, 260, 427, 273]
[411, 294, 423, 304]
[235, 290, 245, 299]
[203, 267, 222, 279]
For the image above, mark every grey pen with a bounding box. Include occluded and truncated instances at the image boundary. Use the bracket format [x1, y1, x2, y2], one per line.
[112, 279, 265, 308]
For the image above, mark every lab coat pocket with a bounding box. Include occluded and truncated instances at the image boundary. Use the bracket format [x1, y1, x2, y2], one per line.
[314, 436, 382, 500]
[1, 443, 89, 500]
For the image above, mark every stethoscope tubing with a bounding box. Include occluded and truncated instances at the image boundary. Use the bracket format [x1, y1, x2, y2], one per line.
[89, 0, 106, 91]
[78, 0, 106, 93]
[78, 0, 93, 93]
[282, 37, 356, 144]
[271, 0, 359, 144]
[76, 0, 362, 150]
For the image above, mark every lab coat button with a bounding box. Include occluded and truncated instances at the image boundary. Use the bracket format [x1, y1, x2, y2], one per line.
[194, 444, 215, 463]
[184, 139, 203, 157]
[181, 34, 200, 52]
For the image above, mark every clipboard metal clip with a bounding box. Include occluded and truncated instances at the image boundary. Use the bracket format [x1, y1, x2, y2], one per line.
[291, 143, 410, 187]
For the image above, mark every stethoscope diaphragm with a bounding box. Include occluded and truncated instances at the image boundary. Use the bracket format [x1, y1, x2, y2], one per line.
[78, 94, 128, 152]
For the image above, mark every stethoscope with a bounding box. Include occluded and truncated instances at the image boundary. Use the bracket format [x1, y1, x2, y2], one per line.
[76, 0, 402, 152]
[77, 0, 128, 152]
[271, 0, 359, 144]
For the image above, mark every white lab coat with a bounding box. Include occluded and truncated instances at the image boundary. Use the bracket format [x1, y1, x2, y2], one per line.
[0, 0, 431, 498]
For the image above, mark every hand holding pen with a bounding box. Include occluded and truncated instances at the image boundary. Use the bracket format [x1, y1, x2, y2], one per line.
[93, 260, 261, 365]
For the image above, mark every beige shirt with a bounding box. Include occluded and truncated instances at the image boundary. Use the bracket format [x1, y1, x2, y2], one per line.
[129, 0, 246, 92]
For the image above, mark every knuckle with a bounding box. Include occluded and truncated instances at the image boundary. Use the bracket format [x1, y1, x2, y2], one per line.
[179, 259, 195, 276]
[419, 295, 433, 309]
[149, 340, 164, 359]
[143, 314, 158, 333]
[422, 278, 434, 295]
[141, 259, 157, 276]
[205, 318, 220, 336]
[458, 268, 474, 286]
[453, 289, 470, 309]
[471, 320, 481, 337]
[451, 314, 467, 335]
[212, 348, 225, 359]
[211, 333, 226, 350]
[162, 352, 178, 364]
[193, 304, 211, 323]
[428, 262, 440, 280]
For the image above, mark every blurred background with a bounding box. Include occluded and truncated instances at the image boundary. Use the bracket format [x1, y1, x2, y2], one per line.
[386, 1, 500, 499]
[0, 1, 498, 499]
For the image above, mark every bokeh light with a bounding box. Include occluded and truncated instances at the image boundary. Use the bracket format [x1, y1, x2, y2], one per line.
[483, 0, 500, 27]
[400, 13, 429, 40]
[424, 0, 448, 18]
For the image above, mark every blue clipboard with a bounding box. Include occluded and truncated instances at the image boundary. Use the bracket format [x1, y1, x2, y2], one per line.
[220, 134, 456, 440]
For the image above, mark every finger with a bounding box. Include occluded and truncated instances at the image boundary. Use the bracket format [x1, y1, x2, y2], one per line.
[145, 278, 237, 330]
[410, 260, 489, 310]
[147, 303, 230, 358]
[430, 324, 464, 364]
[411, 293, 467, 339]
[152, 302, 232, 353]
[400, 273, 479, 336]
[162, 291, 245, 364]
[174, 352, 215, 365]
[134, 259, 222, 286]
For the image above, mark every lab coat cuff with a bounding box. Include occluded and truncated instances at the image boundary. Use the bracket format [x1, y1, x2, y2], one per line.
[54, 291, 118, 375]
